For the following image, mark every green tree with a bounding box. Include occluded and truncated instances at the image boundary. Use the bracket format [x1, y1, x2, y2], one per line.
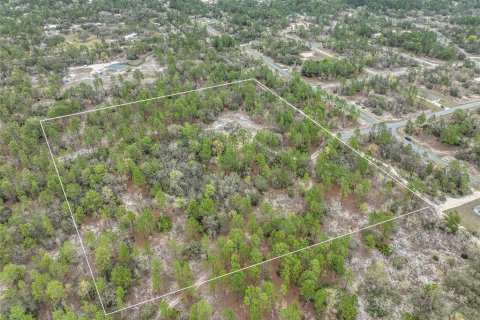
[338, 293, 358, 320]
[110, 266, 132, 289]
[152, 259, 164, 293]
[46, 280, 65, 307]
[442, 211, 461, 233]
[132, 166, 146, 185]
[224, 308, 236, 320]
[136, 208, 156, 236]
[159, 301, 180, 319]
[95, 243, 112, 272]
[7, 305, 34, 320]
[280, 301, 301, 320]
[0, 263, 26, 289]
[232, 271, 246, 298]
[314, 288, 328, 312]
[154, 189, 168, 208]
[116, 287, 125, 308]
[189, 299, 212, 320]
[244, 282, 276, 320]
[31, 272, 51, 302]
[81, 189, 103, 214]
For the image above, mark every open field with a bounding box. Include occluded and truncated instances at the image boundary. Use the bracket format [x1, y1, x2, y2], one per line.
[446, 198, 480, 234]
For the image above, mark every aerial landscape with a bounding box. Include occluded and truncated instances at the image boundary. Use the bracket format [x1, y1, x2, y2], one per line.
[0, 1, 479, 319]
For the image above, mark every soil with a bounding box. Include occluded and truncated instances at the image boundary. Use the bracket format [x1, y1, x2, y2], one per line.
[408, 130, 459, 156]
[349, 211, 475, 319]
[206, 110, 265, 137]
[323, 184, 358, 214]
[444, 194, 480, 233]
[299, 51, 327, 61]
[264, 188, 306, 215]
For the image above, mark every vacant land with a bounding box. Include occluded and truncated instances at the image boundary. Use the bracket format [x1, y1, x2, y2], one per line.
[2, 1, 480, 320]
[446, 198, 480, 233]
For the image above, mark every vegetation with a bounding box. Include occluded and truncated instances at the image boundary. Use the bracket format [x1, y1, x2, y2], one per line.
[256, 38, 308, 66]
[406, 109, 480, 170]
[1, 0, 479, 319]
[302, 57, 364, 79]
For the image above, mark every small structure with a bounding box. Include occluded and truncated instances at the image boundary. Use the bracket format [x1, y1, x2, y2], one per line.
[474, 205, 480, 216]
[105, 63, 129, 73]
[95, 62, 129, 76]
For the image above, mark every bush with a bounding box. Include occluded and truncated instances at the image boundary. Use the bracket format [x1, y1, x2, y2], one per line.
[377, 243, 393, 256]
[442, 211, 461, 233]
[182, 243, 203, 260]
[248, 191, 260, 206]
[156, 216, 173, 232]
[254, 175, 269, 192]
[392, 255, 408, 270]
[271, 168, 292, 189]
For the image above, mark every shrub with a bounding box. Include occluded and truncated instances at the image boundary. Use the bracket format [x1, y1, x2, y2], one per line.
[157, 216, 173, 232]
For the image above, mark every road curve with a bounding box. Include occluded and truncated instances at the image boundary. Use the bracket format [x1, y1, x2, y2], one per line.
[204, 23, 480, 187]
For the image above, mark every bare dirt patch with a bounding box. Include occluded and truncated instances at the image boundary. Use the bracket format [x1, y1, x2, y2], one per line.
[403, 129, 460, 156]
[350, 211, 476, 319]
[207, 110, 265, 137]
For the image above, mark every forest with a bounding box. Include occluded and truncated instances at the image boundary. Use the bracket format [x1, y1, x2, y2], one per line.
[1, 0, 480, 320]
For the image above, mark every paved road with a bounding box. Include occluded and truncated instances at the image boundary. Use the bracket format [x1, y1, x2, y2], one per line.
[244, 48, 291, 78]
[285, 34, 337, 58]
[205, 23, 480, 187]
[341, 100, 480, 186]
[247, 36, 479, 186]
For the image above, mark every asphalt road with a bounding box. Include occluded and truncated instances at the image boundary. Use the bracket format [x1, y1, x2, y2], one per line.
[205, 23, 480, 187]
[246, 42, 480, 187]
[244, 48, 291, 78]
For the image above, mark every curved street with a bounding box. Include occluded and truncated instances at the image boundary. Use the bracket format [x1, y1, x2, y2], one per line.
[211, 24, 480, 188]
[246, 45, 480, 187]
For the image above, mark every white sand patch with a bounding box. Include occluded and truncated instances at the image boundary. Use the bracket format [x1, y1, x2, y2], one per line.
[58, 147, 97, 163]
[69, 61, 119, 74]
[207, 111, 263, 136]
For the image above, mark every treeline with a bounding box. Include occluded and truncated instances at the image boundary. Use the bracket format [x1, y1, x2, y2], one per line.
[406, 110, 480, 169]
[381, 30, 458, 60]
[258, 38, 309, 66]
[365, 123, 471, 196]
[451, 15, 480, 26]
[301, 57, 364, 79]
[344, 0, 452, 12]
[339, 75, 423, 116]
